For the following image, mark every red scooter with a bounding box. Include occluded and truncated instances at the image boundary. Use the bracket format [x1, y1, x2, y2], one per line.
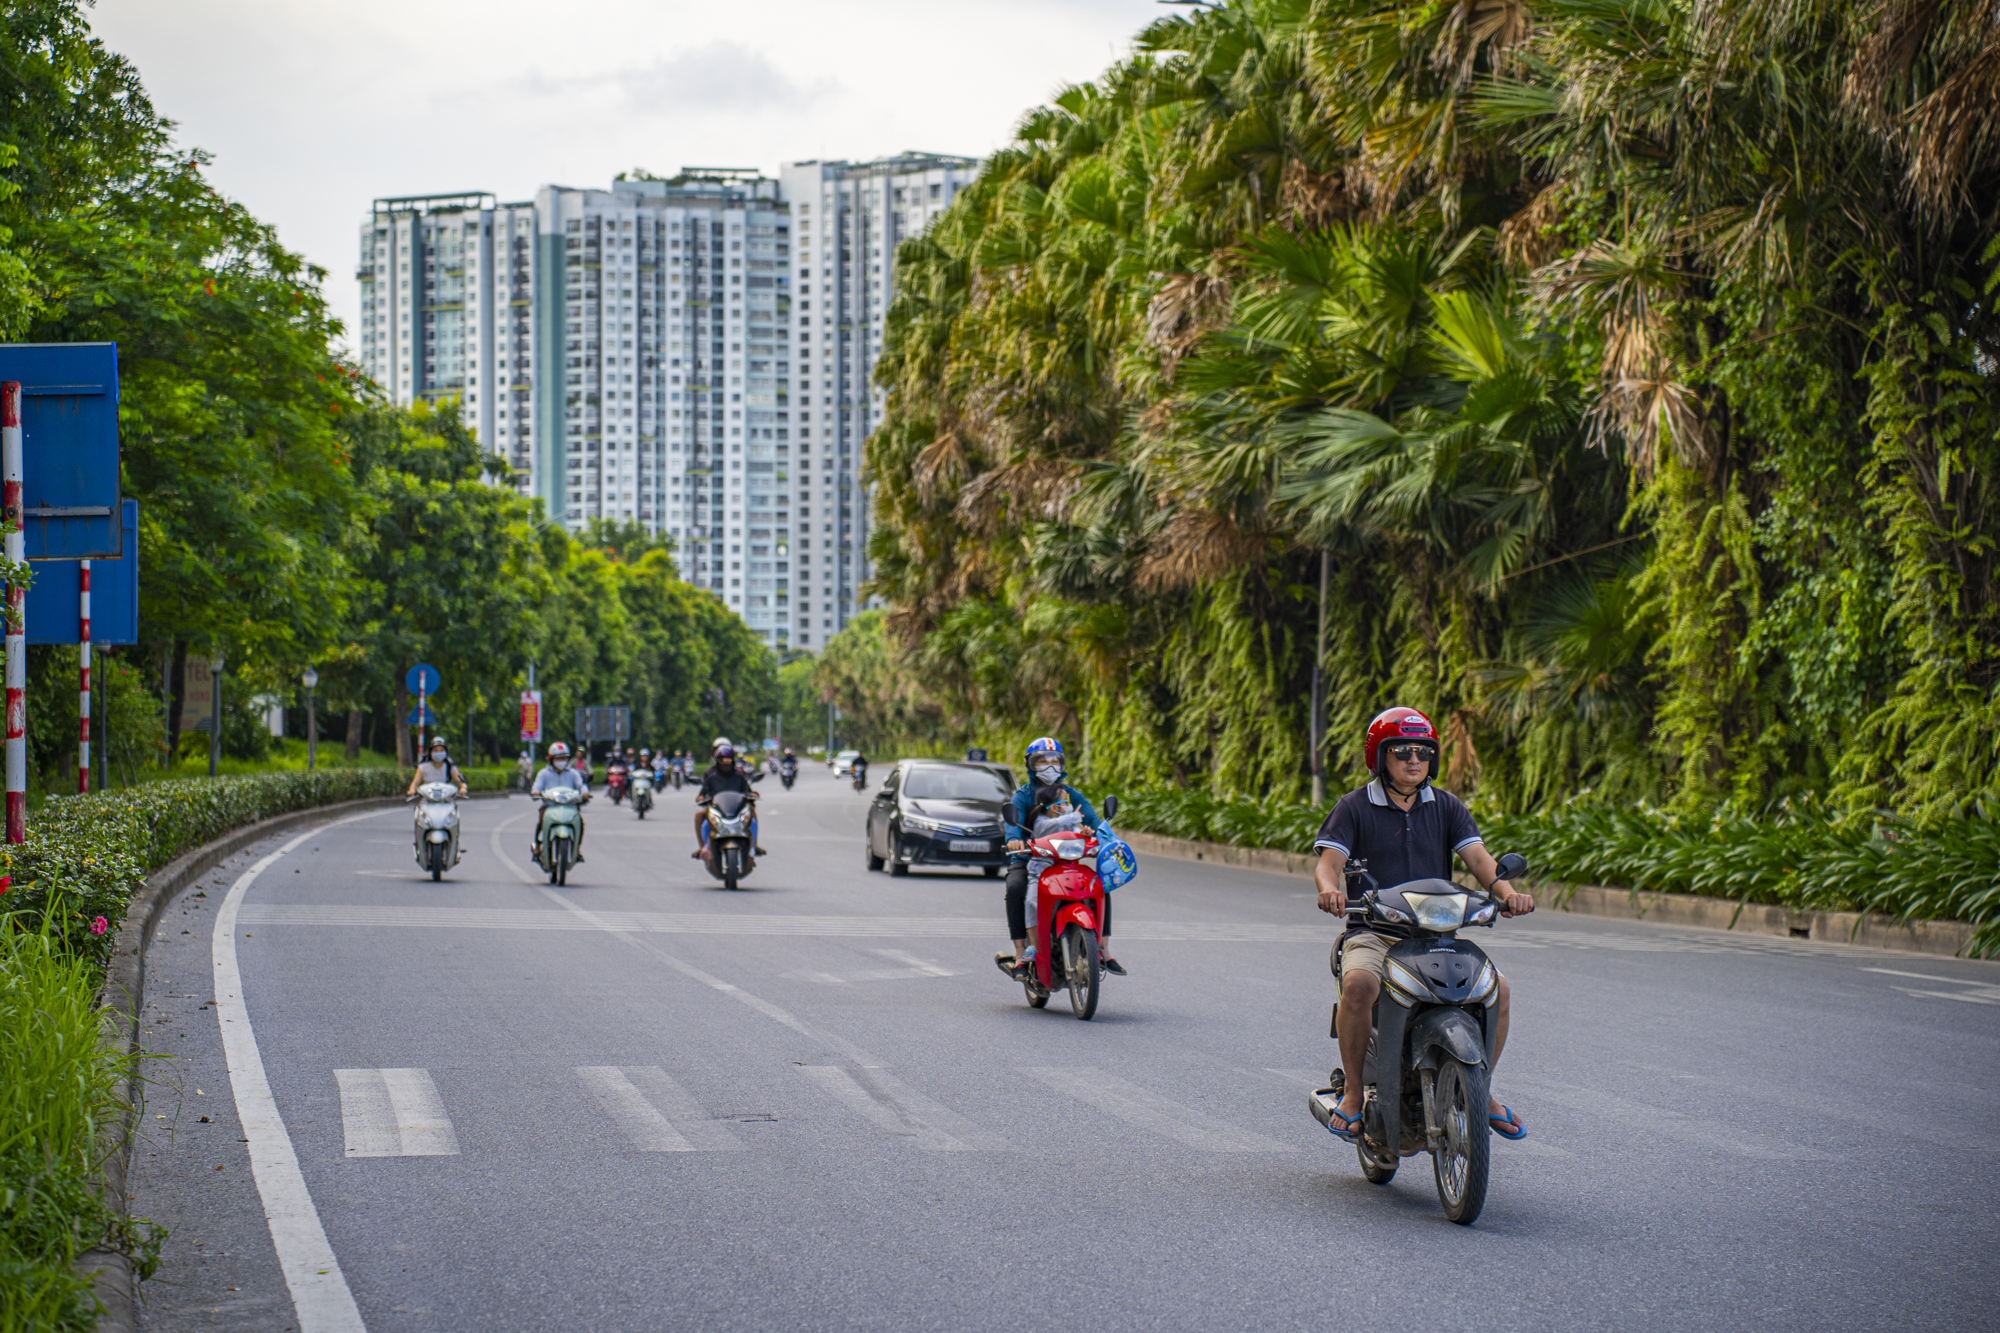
[1015, 826, 1109, 1020]
[606, 765, 629, 806]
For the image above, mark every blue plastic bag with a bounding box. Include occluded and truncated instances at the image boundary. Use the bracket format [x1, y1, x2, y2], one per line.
[1096, 822, 1138, 890]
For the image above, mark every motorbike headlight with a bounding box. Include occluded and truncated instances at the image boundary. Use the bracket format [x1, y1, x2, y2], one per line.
[1468, 960, 1499, 1005]
[902, 814, 942, 833]
[1055, 840, 1087, 861]
[1404, 892, 1469, 932]
[1382, 957, 1431, 1007]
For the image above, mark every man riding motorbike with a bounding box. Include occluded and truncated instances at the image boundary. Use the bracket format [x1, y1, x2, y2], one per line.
[530, 740, 591, 863]
[1313, 707, 1534, 1142]
[408, 739, 470, 799]
[995, 737, 1125, 981]
[693, 744, 765, 860]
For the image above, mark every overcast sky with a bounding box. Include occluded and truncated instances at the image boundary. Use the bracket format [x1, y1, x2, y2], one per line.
[89, 0, 1161, 350]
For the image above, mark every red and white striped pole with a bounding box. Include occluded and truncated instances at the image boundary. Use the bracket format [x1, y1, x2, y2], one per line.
[3, 381, 25, 846]
[78, 560, 91, 794]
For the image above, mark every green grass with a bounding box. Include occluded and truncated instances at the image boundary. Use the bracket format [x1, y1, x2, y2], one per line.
[0, 927, 160, 1330]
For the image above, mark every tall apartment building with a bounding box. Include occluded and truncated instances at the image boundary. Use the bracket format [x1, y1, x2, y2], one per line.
[357, 154, 980, 654]
[778, 153, 979, 649]
[357, 193, 539, 486]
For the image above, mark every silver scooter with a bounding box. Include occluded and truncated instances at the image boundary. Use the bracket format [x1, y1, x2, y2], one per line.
[412, 781, 463, 881]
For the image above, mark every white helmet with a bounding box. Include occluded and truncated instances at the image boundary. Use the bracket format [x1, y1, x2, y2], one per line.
[548, 741, 572, 770]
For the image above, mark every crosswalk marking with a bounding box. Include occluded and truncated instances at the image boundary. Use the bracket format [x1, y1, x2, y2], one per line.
[857, 1067, 1005, 1151]
[575, 1067, 744, 1152]
[799, 1066, 991, 1151]
[786, 949, 959, 985]
[1021, 1067, 1289, 1153]
[335, 1069, 460, 1157]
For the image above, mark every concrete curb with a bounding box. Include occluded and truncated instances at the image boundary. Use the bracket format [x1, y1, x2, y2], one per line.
[85, 789, 517, 1333]
[1117, 828, 1987, 960]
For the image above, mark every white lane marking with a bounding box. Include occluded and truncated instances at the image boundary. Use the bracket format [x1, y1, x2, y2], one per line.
[784, 948, 959, 985]
[231, 903, 1332, 943]
[600, 1066, 744, 1151]
[213, 816, 376, 1333]
[1890, 986, 2000, 1005]
[857, 1067, 1006, 1151]
[1865, 966, 1991, 985]
[576, 1067, 696, 1152]
[1510, 1077, 1809, 1158]
[800, 1066, 920, 1138]
[872, 948, 955, 977]
[334, 1069, 460, 1157]
[487, 817, 1001, 1148]
[1021, 1067, 1289, 1153]
[801, 1066, 988, 1150]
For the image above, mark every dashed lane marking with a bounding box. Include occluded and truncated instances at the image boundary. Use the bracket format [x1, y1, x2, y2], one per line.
[1021, 1067, 1289, 1153]
[335, 1068, 460, 1157]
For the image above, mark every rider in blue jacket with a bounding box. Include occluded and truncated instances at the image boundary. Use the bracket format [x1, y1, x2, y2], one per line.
[996, 736, 1126, 980]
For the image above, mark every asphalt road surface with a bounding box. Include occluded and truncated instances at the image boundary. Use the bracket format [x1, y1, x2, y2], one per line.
[127, 773, 2000, 1332]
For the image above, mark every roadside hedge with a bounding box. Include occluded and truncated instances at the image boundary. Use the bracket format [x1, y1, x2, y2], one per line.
[1097, 784, 2000, 957]
[0, 769, 409, 966]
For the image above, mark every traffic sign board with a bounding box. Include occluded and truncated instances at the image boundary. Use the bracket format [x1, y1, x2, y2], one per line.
[0, 343, 123, 560]
[406, 663, 440, 696]
[520, 690, 543, 743]
[27, 500, 138, 644]
[574, 706, 630, 744]
[406, 703, 439, 727]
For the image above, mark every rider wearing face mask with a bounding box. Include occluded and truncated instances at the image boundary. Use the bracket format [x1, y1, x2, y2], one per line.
[693, 743, 765, 860]
[1313, 707, 1534, 1143]
[996, 737, 1125, 981]
[408, 740, 469, 798]
[530, 740, 590, 863]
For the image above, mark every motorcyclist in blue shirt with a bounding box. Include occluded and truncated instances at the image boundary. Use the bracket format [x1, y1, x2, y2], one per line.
[995, 736, 1126, 980]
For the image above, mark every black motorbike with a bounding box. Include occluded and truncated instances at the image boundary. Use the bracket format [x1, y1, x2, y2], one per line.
[1309, 851, 1527, 1225]
[850, 764, 869, 792]
[779, 759, 798, 790]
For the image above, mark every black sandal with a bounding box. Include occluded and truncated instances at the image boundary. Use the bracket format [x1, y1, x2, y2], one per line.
[1102, 956, 1127, 976]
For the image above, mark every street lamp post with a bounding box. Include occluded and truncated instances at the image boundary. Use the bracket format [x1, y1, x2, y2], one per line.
[302, 668, 319, 772]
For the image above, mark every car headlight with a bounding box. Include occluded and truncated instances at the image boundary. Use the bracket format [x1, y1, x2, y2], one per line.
[902, 814, 943, 833]
[1404, 892, 1468, 932]
[1468, 960, 1499, 1005]
[1382, 957, 1431, 1007]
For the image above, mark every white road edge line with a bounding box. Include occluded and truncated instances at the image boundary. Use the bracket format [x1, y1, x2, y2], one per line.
[213, 813, 381, 1333]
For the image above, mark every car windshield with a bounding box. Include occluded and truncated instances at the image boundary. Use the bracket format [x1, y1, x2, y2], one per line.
[902, 767, 1010, 802]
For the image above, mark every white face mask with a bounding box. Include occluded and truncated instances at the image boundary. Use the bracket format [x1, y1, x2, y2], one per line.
[430, 751, 446, 765]
[1033, 763, 1062, 786]
[552, 757, 569, 771]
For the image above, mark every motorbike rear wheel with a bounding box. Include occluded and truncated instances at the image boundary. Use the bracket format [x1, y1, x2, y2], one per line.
[1061, 923, 1100, 1020]
[1431, 1058, 1491, 1225]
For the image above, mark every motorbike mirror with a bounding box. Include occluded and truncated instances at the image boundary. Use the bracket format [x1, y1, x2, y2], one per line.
[1103, 794, 1118, 820]
[1495, 851, 1528, 882]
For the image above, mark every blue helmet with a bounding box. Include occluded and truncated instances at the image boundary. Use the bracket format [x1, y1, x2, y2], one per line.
[1025, 736, 1066, 784]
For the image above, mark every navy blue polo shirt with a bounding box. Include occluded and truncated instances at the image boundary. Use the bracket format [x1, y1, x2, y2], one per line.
[1315, 779, 1483, 936]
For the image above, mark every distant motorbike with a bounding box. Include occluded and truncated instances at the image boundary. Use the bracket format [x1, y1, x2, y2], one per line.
[607, 765, 629, 806]
[410, 781, 462, 882]
[700, 790, 758, 890]
[996, 795, 1119, 1020]
[630, 767, 654, 819]
[535, 787, 589, 885]
[851, 764, 869, 792]
[671, 765, 685, 791]
[779, 758, 798, 790]
[1308, 851, 1527, 1225]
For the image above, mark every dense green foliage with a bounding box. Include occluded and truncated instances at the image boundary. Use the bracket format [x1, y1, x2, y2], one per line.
[837, 1, 2000, 873]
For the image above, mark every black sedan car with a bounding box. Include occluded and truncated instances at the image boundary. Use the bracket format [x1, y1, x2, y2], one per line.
[864, 760, 1015, 877]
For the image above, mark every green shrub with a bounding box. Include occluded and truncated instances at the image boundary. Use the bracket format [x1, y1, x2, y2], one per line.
[1096, 781, 2000, 956]
[1, 769, 405, 966]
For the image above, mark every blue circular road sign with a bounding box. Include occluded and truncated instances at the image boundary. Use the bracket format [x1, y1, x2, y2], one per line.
[406, 663, 441, 696]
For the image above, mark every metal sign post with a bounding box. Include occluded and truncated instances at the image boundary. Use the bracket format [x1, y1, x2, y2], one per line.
[77, 559, 88, 792]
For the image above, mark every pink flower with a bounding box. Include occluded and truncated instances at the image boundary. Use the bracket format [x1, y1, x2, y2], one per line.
[90, 916, 108, 935]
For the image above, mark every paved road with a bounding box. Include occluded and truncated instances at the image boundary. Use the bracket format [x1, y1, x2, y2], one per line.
[128, 775, 2000, 1332]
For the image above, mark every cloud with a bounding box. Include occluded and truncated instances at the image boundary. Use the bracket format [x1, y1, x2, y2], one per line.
[500, 41, 841, 117]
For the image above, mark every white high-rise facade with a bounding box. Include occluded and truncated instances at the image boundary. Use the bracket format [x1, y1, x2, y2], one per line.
[357, 155, 978, 654]
[778, 154, 979, 649]
[358, 193, 540, 488]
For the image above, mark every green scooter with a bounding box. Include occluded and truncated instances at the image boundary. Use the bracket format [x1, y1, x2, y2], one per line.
[535, 787, 588, 885]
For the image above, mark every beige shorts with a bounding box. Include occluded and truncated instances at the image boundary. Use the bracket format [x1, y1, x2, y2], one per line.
[1331, 931, 1392, 984]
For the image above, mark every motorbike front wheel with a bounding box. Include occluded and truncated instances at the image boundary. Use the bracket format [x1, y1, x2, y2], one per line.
[428, 842, 443, 882]
[1061, 923, 1100, 1020]
[722, 846, 741, 891]
[1431, 1058, 1491, 1225]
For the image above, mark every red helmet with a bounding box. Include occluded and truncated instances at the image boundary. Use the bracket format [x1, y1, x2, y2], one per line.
[1364, 707, 1438, 775]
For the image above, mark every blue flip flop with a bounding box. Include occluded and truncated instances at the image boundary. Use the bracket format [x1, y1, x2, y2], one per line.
[1327, 1106, 1363, 1143]
[1489, 1105, 1528, 1140]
